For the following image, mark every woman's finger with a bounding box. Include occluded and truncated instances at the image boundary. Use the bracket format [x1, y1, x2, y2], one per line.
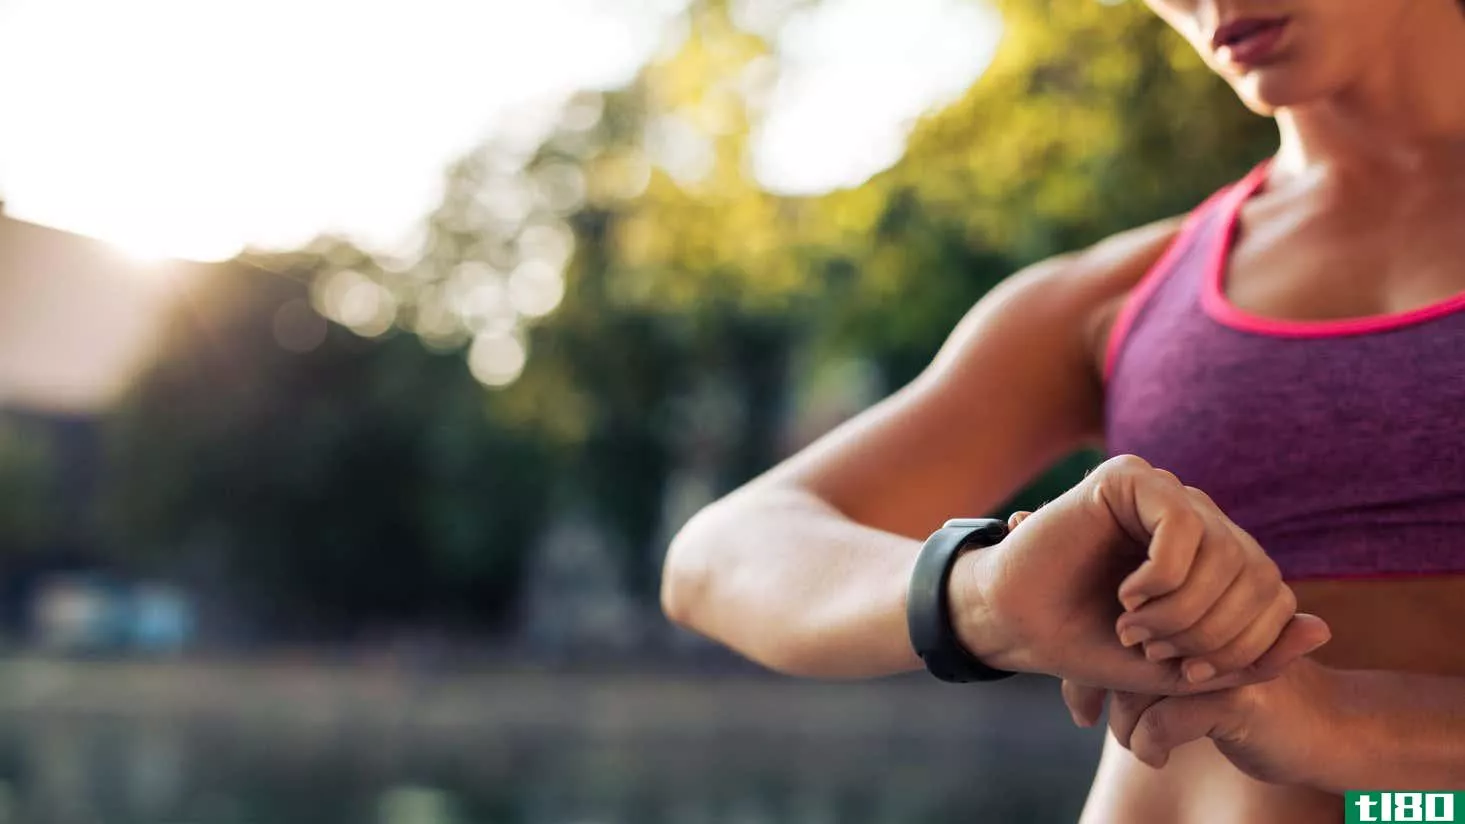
[1241, 613, 1332, 679]
[1124, 691, 1239, 769]
[1151, 614, 1331, 694]
[1089, 457, 1207, 611]
[1118, 485, 1237, 612]
[1169, 551, 1284, 663]
[1107, 691, 1164, 751]
[1115, 499, 1245, 650]
[1137, 572, 1255, 663]
[1061, 680, 1108, 728]
[1179, 586, 1300, 683]
[1151, 512, 1291, 676]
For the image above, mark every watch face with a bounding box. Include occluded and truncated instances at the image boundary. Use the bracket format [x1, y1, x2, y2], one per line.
[941, 517, 1003, 530]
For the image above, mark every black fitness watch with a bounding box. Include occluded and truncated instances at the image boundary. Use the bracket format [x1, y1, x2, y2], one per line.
[907, 517, 1016, 683]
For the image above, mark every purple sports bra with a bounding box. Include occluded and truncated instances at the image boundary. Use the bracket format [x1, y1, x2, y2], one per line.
[1103, 161, 1465, 581]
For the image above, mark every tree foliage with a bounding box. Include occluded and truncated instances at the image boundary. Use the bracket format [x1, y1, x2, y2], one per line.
[91, 0, 1280, 639]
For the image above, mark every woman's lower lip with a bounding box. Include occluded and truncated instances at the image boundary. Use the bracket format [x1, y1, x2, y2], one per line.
[1217, 22, 1289, 67]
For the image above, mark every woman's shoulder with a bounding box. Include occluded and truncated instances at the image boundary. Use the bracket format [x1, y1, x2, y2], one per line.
[989, 216, 1185, 382]
[1066, 216, 1188, 381]
[906, 215, 1190, 457]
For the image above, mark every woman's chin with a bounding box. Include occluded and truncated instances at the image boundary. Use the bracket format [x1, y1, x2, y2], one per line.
[1232, 72, 1330, 116]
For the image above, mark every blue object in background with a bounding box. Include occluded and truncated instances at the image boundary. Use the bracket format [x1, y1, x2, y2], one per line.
[129, 583, 193, 654]
[29, 574, 194, 655]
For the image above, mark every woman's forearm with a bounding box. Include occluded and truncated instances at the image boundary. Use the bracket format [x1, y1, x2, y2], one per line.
[1320, 667, 1465, 791]
[661, 484, 926, 678]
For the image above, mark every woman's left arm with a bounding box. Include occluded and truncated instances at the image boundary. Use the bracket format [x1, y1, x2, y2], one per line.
[1103, 659, 1465, 792]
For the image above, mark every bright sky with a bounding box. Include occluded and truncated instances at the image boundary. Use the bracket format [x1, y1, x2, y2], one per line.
[0, 0, 1001, 263]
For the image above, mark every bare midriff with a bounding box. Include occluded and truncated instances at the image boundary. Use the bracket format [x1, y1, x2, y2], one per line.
[1079, 577, 1465, 824]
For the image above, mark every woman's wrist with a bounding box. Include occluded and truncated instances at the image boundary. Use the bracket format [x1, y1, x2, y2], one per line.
[946, 548, 1027, 673]
[1264, 658, 1350, 790]
[1256, 662, 1465, 793]
[1314, 666, 1465, 792]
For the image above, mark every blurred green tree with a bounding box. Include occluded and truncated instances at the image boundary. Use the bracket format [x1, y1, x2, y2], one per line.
[0, 414, 61, 555]
[101, 254, 561, 638]
[96, 0, 1281, 640]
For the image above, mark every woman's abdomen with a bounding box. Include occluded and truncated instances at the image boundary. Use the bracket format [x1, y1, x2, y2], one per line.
[1080, 577, 1465, 824]
[1081, 736, 1341, 824]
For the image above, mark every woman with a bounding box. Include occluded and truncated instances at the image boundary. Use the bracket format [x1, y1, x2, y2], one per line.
[662, 0, 1465, 820]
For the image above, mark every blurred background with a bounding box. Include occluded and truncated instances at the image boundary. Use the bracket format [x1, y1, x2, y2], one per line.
[0, 0, 1277, 820]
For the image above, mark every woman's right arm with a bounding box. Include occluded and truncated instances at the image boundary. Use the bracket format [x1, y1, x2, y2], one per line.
[660, 221, 1181, 678]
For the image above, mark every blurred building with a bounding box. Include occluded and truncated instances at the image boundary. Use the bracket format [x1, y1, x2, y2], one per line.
[0, 201, 182, 414]
[0, 202, 190, 644]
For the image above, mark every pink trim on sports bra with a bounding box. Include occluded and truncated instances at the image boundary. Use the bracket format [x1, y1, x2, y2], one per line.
[1101, 186, 1235, 383]
[1202, 160, 1465, 339]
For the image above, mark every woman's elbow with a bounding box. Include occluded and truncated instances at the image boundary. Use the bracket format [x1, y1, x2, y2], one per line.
[658, 489, 830, 677]
[658, 552, 703, 630]
[660, 505, 718, 629]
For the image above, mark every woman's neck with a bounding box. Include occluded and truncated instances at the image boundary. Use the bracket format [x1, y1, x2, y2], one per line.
[1274, 6, 1465, 180]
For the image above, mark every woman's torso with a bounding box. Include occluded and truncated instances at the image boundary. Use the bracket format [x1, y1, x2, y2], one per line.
[1086, 159, 1465, 824]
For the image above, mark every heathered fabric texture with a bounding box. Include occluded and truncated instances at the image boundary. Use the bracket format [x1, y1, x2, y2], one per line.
[1104, 167, 1465, 581]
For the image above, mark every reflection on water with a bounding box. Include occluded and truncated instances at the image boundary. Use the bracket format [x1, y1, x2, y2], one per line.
[0, 674, 1103, 824]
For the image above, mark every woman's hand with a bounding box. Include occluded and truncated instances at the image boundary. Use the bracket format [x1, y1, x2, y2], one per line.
[957, 455, 1329, 697]
[1104, 657, 1337, 786]
[1113, 480, 1303, 684]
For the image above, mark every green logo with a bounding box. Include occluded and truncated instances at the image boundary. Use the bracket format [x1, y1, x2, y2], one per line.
[1347, 792, 1462, 823]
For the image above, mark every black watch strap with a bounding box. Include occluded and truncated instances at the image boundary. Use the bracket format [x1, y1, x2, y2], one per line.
[907, 517, 1016, 683]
